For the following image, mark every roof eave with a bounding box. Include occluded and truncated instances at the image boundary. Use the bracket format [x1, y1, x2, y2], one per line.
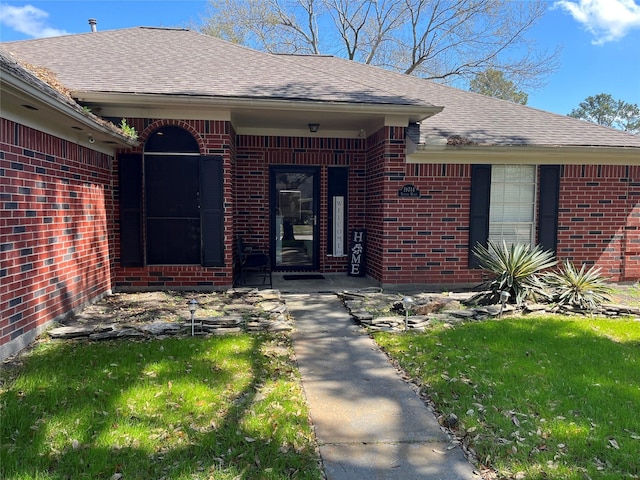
[73, 91, 443, 120]
[408, 144, 640, 165]
[1, 66, 139, 148]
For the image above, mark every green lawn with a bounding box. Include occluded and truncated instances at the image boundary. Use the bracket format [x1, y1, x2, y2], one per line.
[0, 334, 322, 480]
[374, 316, 640, 479]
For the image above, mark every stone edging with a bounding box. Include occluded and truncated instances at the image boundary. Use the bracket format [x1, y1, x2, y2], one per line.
[340, 290, 640, 332]
[48, 288, 292, 341]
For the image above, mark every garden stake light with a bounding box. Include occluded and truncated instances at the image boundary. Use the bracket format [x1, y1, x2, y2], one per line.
[188, 298, 198, 336]
[402, 296, 414, 331]
[499, 290, 510, 317]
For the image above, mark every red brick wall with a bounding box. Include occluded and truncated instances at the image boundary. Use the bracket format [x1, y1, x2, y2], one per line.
[558, 165, 640, 281]
[236, 134, 367, 272]
[1, 119, 113, 358]
[375, 160, 639, 285]
[363, 127, 388, 282]
[111, 119, 236, 290]
[380, 162, 484, 285]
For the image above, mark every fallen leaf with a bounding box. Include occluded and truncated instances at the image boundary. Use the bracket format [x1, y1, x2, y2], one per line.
[608, 438, 620, 449]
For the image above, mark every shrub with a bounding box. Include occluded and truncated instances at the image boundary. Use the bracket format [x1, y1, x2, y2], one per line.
[545, 259, 611, 310]
[472, 241, 557, 305]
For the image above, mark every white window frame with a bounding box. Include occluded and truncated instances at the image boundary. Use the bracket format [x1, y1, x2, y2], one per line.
[488, 164, 537, 246]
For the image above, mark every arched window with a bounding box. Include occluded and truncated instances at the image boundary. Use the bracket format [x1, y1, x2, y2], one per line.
[145, 126, 199, 153]
[119, 126, 224, 267]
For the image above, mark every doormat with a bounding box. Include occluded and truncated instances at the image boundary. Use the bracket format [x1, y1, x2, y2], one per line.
[282, 274, 325, 280]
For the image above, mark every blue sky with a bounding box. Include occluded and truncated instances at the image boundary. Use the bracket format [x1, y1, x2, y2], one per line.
[1, 0, 639, 116]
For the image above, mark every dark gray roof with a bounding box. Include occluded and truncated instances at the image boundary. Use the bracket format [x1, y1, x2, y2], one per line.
[1, 27, 430, 107]
[3, 26, 640, 148]
[294, 55, 640, 148]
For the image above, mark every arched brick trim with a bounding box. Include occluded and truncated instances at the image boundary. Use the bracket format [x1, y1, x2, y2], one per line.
[138, 120, 205, 154]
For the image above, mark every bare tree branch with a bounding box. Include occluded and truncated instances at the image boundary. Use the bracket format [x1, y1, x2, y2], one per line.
[200, 0, 559, 90]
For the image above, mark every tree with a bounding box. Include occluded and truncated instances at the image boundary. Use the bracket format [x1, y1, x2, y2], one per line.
[199, 0, 559, 90]
[469, 69, 528, 104]
[568, 94, 640, 134]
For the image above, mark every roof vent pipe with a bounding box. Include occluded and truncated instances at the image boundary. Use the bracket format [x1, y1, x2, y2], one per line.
[88, 18, 97, 32]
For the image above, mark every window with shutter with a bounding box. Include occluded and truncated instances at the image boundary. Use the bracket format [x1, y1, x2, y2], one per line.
[469, 164, 558, 268]
[118, 126, 224, 267]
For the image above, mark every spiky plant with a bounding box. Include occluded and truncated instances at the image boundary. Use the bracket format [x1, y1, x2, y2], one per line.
[472, 241, 557, 305]
[545, 259, 611, 310]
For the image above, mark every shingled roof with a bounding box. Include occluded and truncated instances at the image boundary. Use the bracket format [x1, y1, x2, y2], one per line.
[1, 27, 432, 107]
[295, 55, 640, 148]
[3, 26, 640, 149]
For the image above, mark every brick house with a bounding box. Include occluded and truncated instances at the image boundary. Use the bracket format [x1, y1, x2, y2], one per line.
[2, 27, 639, 359]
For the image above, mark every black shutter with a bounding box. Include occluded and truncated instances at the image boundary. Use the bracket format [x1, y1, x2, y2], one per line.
[119, 153, 143, 266]
[468, 164, 492, 268]
[200, 155, 224, 267]
[327, 167, 349, 255]
[538, 165, 561, 253]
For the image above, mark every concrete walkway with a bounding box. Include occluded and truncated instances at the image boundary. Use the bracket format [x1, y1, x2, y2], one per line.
[286, 293, 477, 480]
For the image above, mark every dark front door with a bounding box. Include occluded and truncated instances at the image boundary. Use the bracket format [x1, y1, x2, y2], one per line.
[270, 166, 320, 270]
[145, 154, 200, 264]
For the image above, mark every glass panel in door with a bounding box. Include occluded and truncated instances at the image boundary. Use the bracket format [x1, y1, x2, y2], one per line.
[272, 167, 319, 269]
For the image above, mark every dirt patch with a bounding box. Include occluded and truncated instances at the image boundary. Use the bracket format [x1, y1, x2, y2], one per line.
[607, 283, 640, 307]
[59, 289, 287, 332]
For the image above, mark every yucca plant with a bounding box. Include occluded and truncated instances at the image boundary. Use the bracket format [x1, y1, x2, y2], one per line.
[545, 259, 611, 310]
[472, 241, 557, 305]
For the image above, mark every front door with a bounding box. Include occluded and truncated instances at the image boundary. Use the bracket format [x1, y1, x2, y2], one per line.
[270, 166, 320, 270]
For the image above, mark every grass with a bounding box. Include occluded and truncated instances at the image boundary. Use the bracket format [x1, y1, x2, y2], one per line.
[0, 334, 322, 480]
[373, 315, 640, 479]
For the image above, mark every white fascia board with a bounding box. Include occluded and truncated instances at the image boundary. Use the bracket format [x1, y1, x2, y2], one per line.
[74, 91, 442, 120]
[93, 105, 233, 121]
[407, 145, 640, 166]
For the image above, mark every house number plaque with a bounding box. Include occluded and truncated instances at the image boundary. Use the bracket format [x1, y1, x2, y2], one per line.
[398, 184, 420, 197]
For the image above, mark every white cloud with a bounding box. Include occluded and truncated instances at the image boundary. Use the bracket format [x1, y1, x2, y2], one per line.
[554, 0, 640, 44]
[0, 3, 69, 38]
